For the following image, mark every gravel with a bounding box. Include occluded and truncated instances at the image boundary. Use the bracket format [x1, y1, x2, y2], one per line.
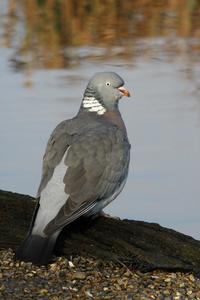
[1, 249, 200, 299]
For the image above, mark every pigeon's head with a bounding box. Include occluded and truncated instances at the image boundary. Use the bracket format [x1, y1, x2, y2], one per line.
[82, 72, 130, 115]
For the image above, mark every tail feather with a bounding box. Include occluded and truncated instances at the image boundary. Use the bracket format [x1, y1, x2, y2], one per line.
[14, 231, 60, 265]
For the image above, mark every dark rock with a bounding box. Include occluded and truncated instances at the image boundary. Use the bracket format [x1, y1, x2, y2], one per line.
[1, 189, 200, 275]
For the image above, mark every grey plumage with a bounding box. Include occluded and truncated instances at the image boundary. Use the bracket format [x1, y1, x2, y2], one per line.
[15, 72, 131, 265]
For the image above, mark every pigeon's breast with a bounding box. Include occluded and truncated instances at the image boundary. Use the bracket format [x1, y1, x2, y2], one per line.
[104, 110, 127, 133]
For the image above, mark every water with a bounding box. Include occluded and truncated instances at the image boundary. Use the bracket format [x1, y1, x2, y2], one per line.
[1, 1, 200, 240]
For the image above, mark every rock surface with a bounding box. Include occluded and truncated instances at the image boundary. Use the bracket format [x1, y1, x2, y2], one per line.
[0, 189, 200, 276]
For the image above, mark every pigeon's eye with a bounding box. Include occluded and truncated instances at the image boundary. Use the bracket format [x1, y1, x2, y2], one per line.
[106, 82, 111, 86]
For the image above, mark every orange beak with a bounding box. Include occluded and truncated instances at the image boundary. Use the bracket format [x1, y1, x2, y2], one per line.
[117, 86, 130, 97]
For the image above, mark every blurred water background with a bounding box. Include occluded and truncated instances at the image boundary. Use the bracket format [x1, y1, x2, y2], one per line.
[0, 0, 200, 240]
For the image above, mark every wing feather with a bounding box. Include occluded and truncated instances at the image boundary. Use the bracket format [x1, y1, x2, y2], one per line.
[43, 124, 130, 235]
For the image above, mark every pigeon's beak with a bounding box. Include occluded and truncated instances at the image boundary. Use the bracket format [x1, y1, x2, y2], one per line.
[117, 86, 130, 97]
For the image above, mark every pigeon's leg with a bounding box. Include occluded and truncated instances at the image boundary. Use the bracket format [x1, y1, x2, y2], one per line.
[92, 210, 120, 220]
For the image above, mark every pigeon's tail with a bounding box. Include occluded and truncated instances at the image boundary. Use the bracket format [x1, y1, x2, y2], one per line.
[14, 231, 60, 265]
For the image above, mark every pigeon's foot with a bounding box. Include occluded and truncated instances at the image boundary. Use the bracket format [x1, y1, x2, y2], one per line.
[92, 210, 120, 220]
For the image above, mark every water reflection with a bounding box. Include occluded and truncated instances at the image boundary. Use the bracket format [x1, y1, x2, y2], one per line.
[2, 0, 200, 70]
[0, 0, 200, 240]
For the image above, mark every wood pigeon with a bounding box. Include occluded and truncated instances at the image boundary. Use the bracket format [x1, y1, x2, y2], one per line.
[15, 72, 131, 265]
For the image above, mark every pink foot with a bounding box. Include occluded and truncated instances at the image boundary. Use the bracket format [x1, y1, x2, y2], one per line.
[92, 210, 120, 220]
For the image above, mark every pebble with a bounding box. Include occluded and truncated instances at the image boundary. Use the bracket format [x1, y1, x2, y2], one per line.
[72, 271, 86, 280]
[0, 249, 200, 299]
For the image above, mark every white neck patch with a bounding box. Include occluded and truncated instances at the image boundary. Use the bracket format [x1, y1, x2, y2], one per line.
[82, 96, 106, 115]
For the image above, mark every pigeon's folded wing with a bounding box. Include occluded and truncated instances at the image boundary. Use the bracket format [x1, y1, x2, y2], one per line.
[43, 124, 130, 235]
